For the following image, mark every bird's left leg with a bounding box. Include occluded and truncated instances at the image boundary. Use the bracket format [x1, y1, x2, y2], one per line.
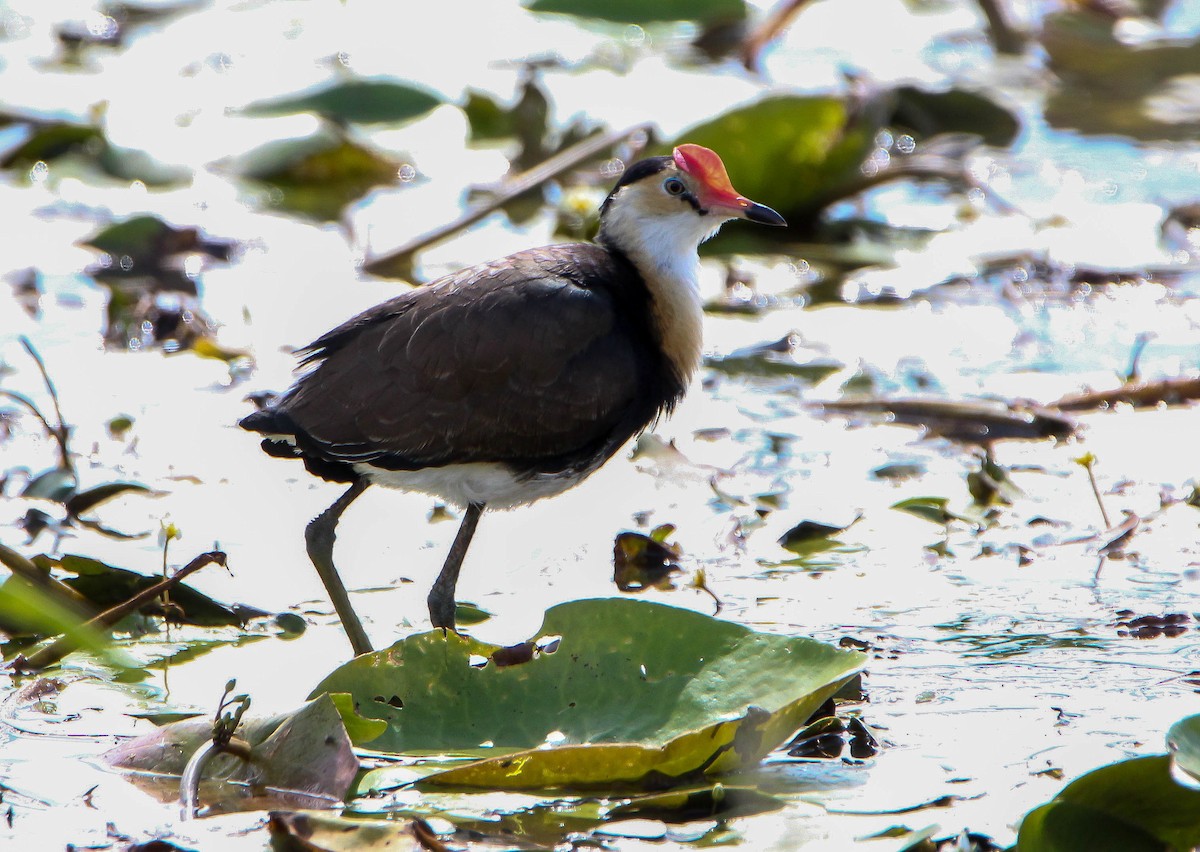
[305, 478, 373, 656]
[427, 502, 485, 629]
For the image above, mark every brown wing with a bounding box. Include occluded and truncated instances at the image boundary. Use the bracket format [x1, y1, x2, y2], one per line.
[272, 245, 655, 471]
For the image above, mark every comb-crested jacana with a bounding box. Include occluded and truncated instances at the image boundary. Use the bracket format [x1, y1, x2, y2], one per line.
[240, 144, 786, 655]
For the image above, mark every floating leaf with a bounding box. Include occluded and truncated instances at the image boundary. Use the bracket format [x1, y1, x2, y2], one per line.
[453, 601, 492, 626]
[106, 694, 358, 808]
[889, 86, 1020, 147]
[527, 0, 746, 25]
[243, 78, 443, 125]
[312, 598, 864, 790]
[21, 466, 78, 502]
[1042, 11, 1200, 141]
[232, 132, 401, 220]
[706, 335, 843, 383]
[613, 531, 682, 591]
[33, 553, 249, 627]
[0, 119, 101, 169]
[891, 497, 956, 526]
[64, 481, 151, 518]
[1167, 714, 1200, 786]
[0, 115, 187, 185]
[1017, 755, 1200, 851]
[81, 215, 233, 270]
[778, 516, 859, 557]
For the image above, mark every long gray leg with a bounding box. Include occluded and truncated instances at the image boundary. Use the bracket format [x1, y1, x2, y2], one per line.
[427, 502, 484, 629]
[305, 478, 373, 656]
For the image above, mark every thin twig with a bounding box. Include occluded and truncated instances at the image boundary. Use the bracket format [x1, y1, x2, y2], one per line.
[1085, 465, 1112, 530]
[15, 550, 227, 670]
[362, 122, 654, 278]
[741, 0, 816, 72]
[18, 337, 70, 471]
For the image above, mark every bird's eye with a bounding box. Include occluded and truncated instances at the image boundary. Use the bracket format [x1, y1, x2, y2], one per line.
[663, 177, 686, 196]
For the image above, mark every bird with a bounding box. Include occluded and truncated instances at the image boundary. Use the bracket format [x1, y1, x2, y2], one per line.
[239, 144, 786, 655]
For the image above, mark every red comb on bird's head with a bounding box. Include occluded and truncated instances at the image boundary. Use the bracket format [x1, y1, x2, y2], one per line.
[670, 143, 787, 227]
[672, 144, 741, 205]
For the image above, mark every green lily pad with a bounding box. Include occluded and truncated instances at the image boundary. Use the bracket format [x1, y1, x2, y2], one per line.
[1167, 714, 1200, 786]
[527, 0, 745, 25]
[233, 131, 401, 221]
[311, 598, 864, 790]
[1016, 755, 1200, 851]
[0, 115, 189, 185]
[81, 215, 233, 270]
[889, 86, 1020, 147]
[243, 78, 442, 126]
[670, 94, 879, 223]
[0, 120, 102, 168]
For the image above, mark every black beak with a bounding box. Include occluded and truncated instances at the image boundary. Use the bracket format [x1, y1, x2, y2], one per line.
[742, 200, 787, 227]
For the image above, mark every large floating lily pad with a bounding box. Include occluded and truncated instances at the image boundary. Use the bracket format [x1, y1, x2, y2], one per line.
[1017, 754, 1200, 851]
[312, 598, 864, 790]
[243, 79, 443, 126]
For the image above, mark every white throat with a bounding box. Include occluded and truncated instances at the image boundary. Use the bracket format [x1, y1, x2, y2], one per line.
[600, 200, 726, 385]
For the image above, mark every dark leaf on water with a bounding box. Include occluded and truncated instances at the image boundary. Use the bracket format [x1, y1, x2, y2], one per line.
[527, 0, 746, 25]
[243, 78, 443, 126]
[706, 335, 843, 383]
[21, 467, 78, 502]
[453, 602, 492, 625]
[82, 215, 234, 270]
[1042, 11, 1200, 141]
[38, 553, 249, 627]
[778, 516, 859, 556]
[232, 132, 401, 221]
[0, 120, 102, 168]
[613, 530, 683, 592]
[892, 497, 957, 526]
[65, 481, 152, 519]
[889, 86, 1020, 147]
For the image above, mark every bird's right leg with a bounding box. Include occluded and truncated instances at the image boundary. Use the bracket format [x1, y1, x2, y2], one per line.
[427, 502, 484, 630]
[305, 478, 373, 657]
